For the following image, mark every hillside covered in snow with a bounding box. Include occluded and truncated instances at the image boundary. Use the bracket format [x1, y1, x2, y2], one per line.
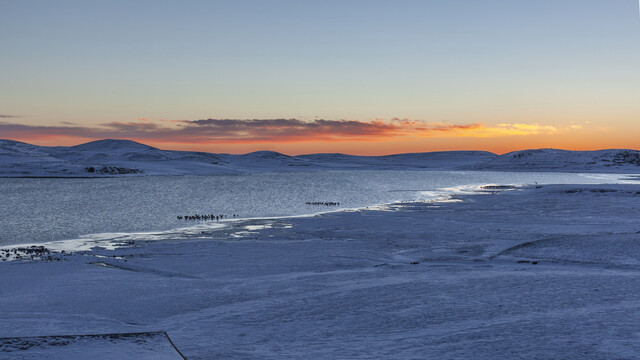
[0, 139, 638, 176]
[471, 148, 640, 172]
[0, 139, 495, 176]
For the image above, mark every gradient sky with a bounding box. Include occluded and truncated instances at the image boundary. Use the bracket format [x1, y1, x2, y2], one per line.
[1, 0, 639, 155]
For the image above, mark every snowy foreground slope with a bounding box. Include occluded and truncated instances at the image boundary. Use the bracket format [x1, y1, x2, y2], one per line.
[2, 138, 638, 176]
[2, 184, 640, 359]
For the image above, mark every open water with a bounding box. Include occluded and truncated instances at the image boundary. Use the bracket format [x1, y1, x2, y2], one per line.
[0, 170, 632, 247]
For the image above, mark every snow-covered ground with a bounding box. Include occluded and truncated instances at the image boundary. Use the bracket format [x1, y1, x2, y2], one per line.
[3, 138, 639, 176]
[2, 183, 640, 359]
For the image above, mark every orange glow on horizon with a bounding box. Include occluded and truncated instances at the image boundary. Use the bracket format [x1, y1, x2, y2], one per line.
[9, 132, 638, 157]
[3, 118, 637, 156]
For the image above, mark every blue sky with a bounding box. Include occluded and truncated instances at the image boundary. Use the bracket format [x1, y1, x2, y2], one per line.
[1, 0, 639, 154]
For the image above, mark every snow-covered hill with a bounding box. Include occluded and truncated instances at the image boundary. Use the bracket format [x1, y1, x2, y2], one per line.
[0, 139, 638, 177]
[0, 139, 497, 176]
[470, 148, 640, 172]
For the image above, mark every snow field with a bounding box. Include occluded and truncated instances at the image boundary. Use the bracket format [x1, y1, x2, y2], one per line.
[1, 184, 640, 359]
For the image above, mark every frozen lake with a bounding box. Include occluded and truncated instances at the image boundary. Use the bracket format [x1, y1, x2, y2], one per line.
[0, 170, 631, 247]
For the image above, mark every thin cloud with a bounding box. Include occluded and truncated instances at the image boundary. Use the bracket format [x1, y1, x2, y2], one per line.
[0, 115, 22, 118]
[0, 118, 565, 144]
[472, 123, 558, 137]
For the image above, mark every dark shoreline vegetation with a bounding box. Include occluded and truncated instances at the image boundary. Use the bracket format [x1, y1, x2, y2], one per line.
[0, 246, 65, 262]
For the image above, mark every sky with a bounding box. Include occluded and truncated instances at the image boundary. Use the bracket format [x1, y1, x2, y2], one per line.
[1, 0, 639, 155]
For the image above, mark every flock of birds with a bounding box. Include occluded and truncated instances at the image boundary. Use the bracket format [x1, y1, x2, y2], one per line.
[177, 214, 236, 221]
[177, 201, 341, 221]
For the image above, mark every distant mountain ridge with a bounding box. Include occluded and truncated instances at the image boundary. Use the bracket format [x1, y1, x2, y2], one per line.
[0, 139, 638, 177]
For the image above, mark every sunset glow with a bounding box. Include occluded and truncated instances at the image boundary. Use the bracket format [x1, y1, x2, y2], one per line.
[0, 117, 627, 155]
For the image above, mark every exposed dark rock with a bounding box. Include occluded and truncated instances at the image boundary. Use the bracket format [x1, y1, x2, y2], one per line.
[613, 151, 640, 166]
[84, 166, 143, 175]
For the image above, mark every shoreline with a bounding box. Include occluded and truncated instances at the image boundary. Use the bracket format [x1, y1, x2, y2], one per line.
[0, 170, 634, 249]
[0, 182, 513, 259]
[0, 178, 633, 259]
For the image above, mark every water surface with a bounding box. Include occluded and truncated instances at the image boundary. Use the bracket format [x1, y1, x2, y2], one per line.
[0, 170, 632, 246]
